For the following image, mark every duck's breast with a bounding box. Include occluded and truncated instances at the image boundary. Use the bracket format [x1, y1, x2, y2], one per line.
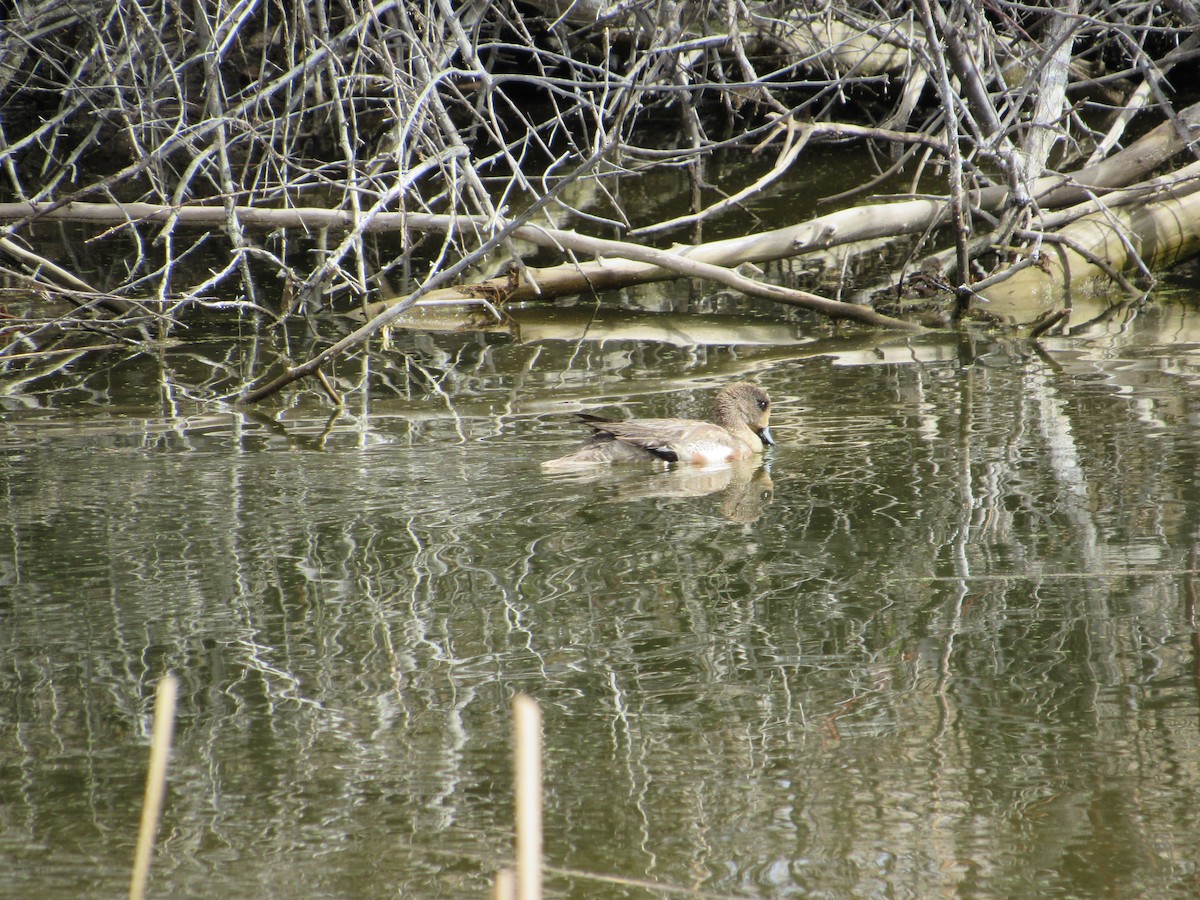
[672, 435, 753, 464]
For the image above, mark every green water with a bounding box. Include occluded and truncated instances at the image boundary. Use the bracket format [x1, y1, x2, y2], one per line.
[3, 302, 1200, 897]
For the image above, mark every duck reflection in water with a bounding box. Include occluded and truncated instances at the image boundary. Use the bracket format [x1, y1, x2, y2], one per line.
[624, 459, 774, 522]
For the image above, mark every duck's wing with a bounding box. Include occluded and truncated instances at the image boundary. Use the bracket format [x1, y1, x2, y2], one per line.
[579, 416, 736, 463]
[541, 430, 658, 469]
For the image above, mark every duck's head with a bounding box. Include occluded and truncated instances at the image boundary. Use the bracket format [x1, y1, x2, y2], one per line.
[714, 382, 773, 447]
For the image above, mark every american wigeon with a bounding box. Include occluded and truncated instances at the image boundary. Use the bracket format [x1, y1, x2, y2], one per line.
[542, 382, 774, 469]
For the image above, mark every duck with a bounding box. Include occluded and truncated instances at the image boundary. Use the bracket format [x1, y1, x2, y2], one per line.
[542, 382, 773, 469]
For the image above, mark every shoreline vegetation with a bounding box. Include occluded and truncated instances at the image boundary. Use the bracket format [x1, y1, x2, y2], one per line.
[1, 1, 1199, 400]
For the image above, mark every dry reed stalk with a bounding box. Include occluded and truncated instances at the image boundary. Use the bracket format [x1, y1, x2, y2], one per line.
[513, 693, 542, 900]
[128, 674, 179, 900]
[492, 867, 515, 900]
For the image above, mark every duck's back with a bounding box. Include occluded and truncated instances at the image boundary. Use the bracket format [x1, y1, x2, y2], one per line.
[580, 417, 754, 464]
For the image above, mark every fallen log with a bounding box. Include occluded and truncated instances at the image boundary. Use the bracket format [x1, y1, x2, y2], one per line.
[977, 176, 1200, 324]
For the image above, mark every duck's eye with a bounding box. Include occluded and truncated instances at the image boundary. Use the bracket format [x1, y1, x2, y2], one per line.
[758, 398, 770, 411]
